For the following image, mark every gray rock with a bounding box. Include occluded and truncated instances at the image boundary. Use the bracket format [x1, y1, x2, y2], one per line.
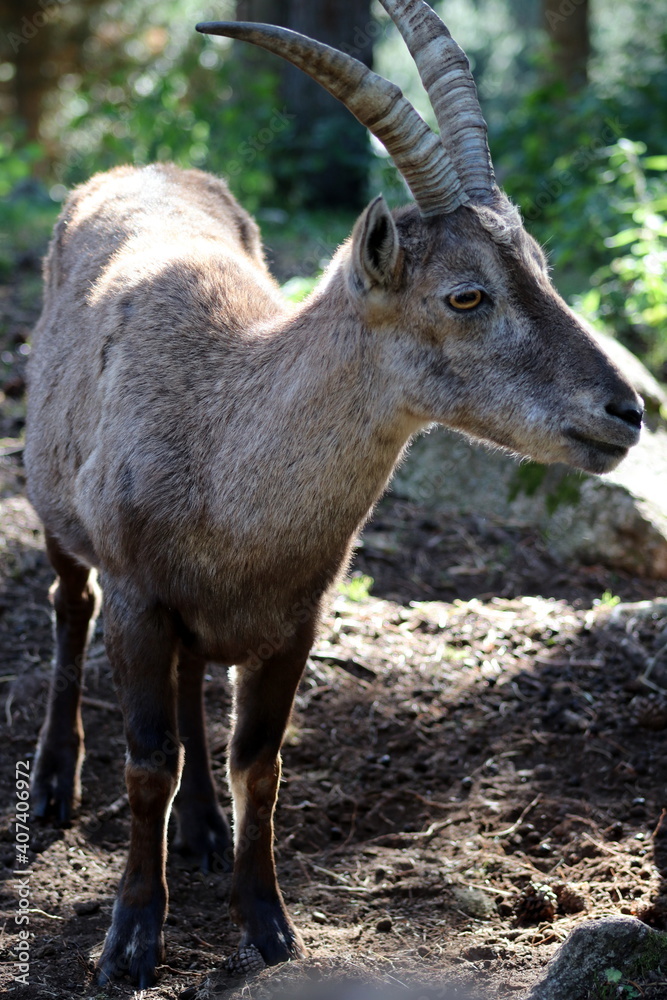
[524, 916, 667, 1000]
[451, 885, 497, 919]
[392, 329, 667, 578]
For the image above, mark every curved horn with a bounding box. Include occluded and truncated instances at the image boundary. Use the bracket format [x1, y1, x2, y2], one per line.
[196, 20, 468, 217]
[378, 0, 496, 203]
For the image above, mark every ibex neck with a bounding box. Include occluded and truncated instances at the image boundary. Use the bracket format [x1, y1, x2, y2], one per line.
[211, 276, 418, 555]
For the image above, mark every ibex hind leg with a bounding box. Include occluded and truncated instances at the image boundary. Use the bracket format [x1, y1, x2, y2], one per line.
[32, 531, 100, 825]
[172, 646, 233, 872]
[227, 621, 316, 966]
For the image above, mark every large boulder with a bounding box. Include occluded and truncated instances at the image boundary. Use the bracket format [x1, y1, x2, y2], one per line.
[392, 330, 667, 579]
[524, 916, 667, 1000]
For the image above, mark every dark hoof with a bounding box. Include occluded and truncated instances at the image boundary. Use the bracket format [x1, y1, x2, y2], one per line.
[33, 788, 73, 826]
[95, 902, 165, 988]
[32, 747, 81, 825]
[173, 803, 233, 873]
[239, 902, 306, 966]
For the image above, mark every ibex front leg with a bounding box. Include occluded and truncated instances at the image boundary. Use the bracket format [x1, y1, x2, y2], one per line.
[228, 625, 314, 965]
[96, 590, 182, 989]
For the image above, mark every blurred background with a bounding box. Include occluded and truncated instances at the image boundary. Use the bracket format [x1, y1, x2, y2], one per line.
[0, 16, 666, 993]
[0, 0, 666, 379]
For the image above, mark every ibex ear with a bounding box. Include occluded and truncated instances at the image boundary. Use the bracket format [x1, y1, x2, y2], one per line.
[350, 195, 400, 291]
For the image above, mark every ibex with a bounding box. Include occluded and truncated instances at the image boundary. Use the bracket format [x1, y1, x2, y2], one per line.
[26, 0, 642, 987]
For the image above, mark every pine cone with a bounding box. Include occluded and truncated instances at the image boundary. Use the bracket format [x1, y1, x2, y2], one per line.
[513, 882, 557, 925]
[631, 696, 667, 731]
[225, 944, 267, 976]
[553, 881, 587, 914]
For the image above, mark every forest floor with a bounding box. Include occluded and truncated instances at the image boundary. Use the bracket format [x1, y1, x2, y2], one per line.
[1, 255, 667, 1000]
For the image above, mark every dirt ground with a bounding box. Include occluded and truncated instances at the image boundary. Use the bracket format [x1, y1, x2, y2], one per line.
[1, 265, 667, 1000]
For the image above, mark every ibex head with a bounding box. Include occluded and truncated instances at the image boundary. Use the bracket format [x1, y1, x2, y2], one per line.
[197, 0, 642, 475]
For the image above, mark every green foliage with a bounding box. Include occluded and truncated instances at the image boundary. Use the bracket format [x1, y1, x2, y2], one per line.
[508, 463, 582, 515]
[280, 276, 319, 303]
[545, 474, 583, 516]
[507, 462, 548, 502]
[0, 127, 57, 277]
[43, 1, 284, 213]
[270, 114, 372, 211]
[31, 1, 372, 213]
[576, 146, 667, 374]
[338, 573, 374, 602]
[261, 208, 358, 283]
[2, 0, 667, 386]
[0, 130, 43, 198]
[491, 40, 667, 379]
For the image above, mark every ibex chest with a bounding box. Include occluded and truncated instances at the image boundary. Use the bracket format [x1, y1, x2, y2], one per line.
[95, 501, 351, 663]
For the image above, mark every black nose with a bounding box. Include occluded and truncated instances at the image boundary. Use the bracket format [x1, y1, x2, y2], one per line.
[606, 399, 643, 429]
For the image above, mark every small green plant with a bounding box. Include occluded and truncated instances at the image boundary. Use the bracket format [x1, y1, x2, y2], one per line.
[589, 928, 667, 999]
[597, 590, 621, 608]
[601, 967, 641, 998]
[338, 573, 374, 602]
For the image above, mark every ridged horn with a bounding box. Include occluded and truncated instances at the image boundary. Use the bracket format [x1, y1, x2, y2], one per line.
[196, 20, 468, 217]
[378, 0, 496, 203]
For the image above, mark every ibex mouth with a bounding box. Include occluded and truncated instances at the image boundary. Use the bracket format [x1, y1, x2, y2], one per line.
[564, 429, 633, 474]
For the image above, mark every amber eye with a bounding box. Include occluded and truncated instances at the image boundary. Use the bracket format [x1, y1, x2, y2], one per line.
[448, 289, 483, 310]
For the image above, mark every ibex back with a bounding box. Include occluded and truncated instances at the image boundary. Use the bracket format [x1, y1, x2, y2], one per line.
[25, 0, 642, 986]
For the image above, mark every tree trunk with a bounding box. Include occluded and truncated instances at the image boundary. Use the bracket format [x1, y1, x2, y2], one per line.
[542, 0, 590, 91]
[0, 0, 57, 141]
[236, 0, 374, 209]
[0, 0, 97, 169]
